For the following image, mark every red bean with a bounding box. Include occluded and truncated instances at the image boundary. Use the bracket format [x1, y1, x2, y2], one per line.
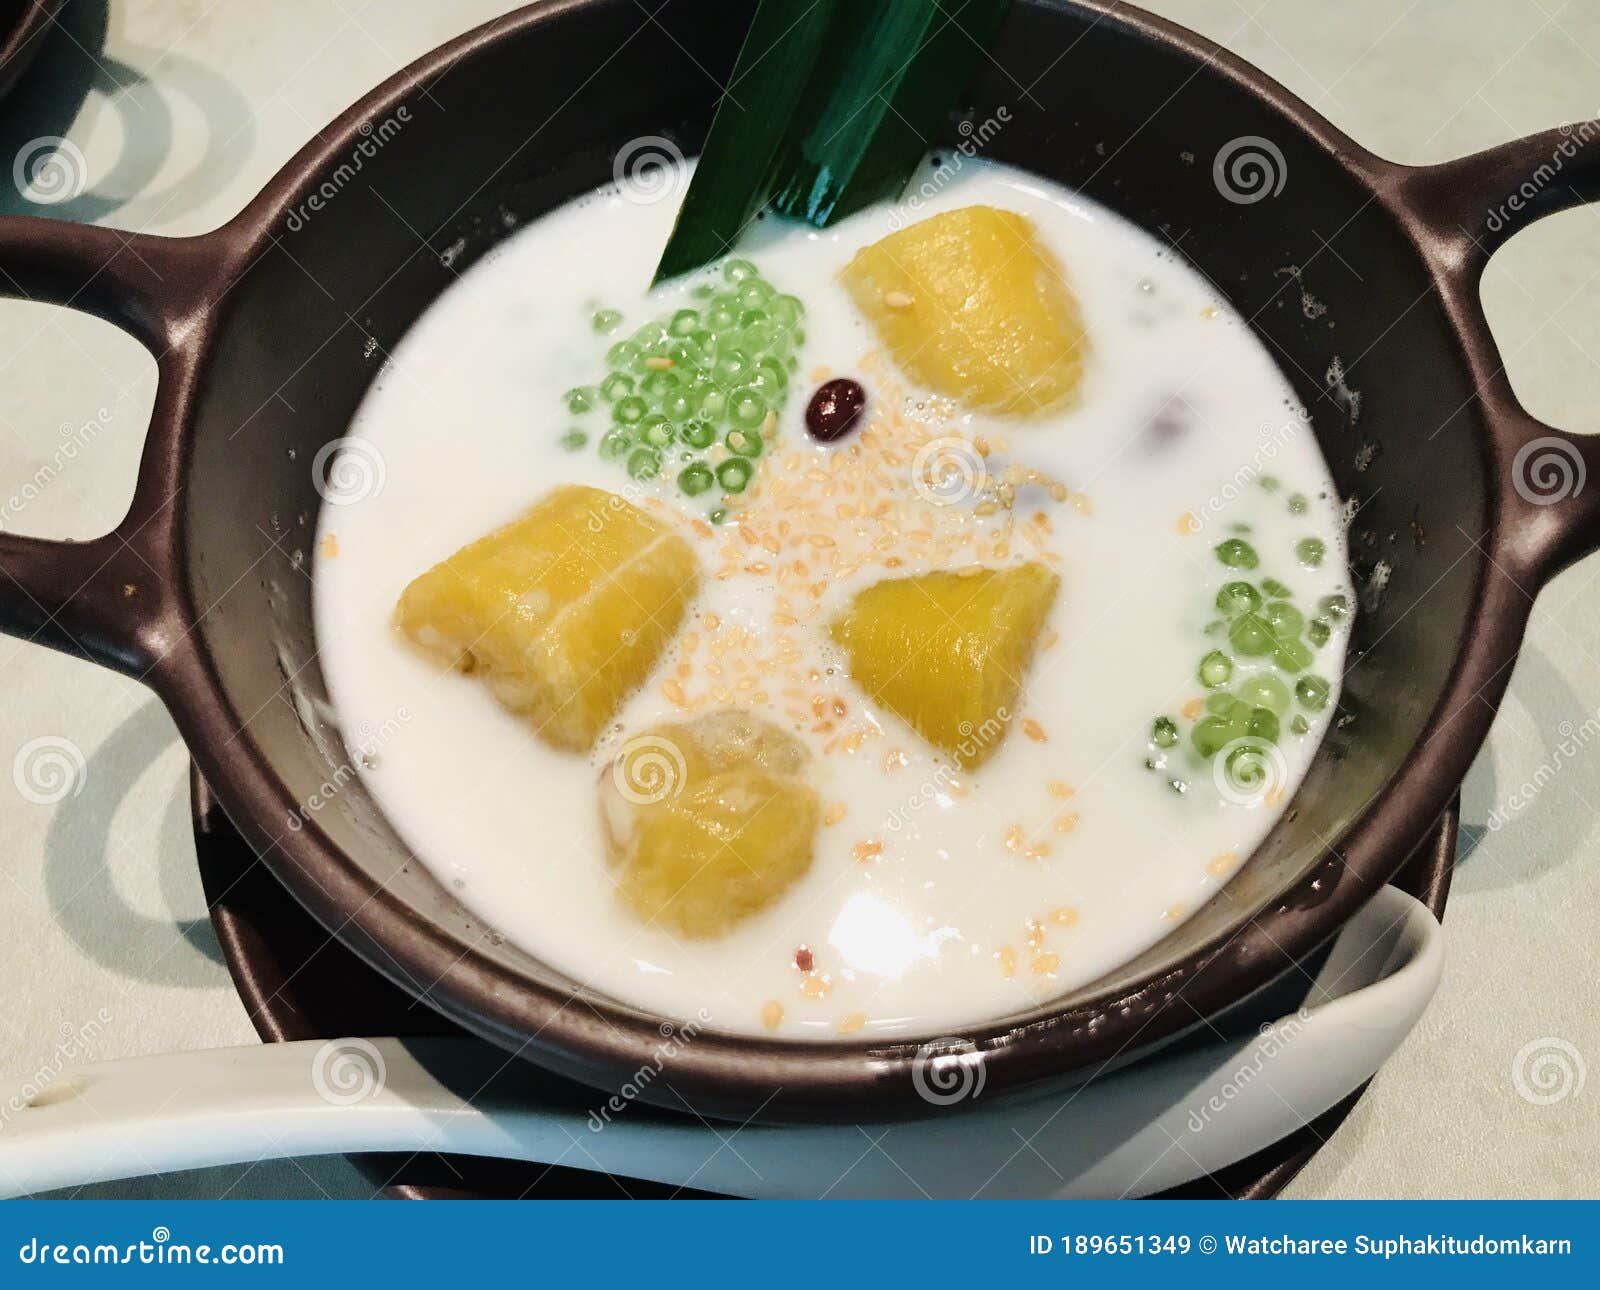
[805, 378, 867, 442]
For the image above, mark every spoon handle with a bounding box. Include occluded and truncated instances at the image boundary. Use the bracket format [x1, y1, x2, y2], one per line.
[0, 887, 1442, 1199]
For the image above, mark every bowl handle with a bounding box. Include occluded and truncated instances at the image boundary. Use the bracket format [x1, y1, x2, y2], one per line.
[0, 215, 221, 678]
[1400, 124, 1600, 584]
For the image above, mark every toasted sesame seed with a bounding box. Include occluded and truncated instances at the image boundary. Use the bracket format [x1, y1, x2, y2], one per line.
[1049, 906, 1079, 926]
[823, 802, 847, 826]
[1207, 851, 1238, 877]
[838, 1012, 867, 1035]
[1054, 813, 1079, 834]
[1047, 780, 1074, 799]
[852, 839, 883, 863]
[662, 679, 687, 706]
[761, 1000, 784, 1030]
[997, 946, 1018, 978]
[1031, 952, 1061, 975]
[644, 355, 674, 370]
[1181, 697, 1204, 720]
[1022, 718, 1048, 743]
[883, 290, 915, 309]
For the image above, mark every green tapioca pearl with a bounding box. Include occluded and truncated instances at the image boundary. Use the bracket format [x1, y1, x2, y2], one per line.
[1205, 693, 1241, 717]
[755, 356, 788, 390]
[1245, 707, 1280, 743]
[680, 418, 716, 450]
[598, 431, 631, 462]
[640, 369, 680, 406]
[737, 280, 774, 311]
[606, 340, 642, 370]
[1263, 601, 1304, 638]
[725, 427, 764, 458]
[1296, 537, 1326, 568]
[1290, 713, 1311, 735]
[668, 309, 701, 337]
[1191, 715, 1237, 758]
[1151, 716, 1179, 748]
[632, 322, 668, 351]
[663, 342, 702, 373]
[1260, 577, 1293, 599]
[1198, 650, 1233, 687]
[1307, 617, 1332, 648]
[715, 457, 755, 494]
[713, 348, 752, 387]
[770, 294, 803, 328]
[740, 315, 777, 353]
[592, 309, 623, 334]
[728, 387, 767, 430]
[1319, 593, 1350, 620]
[1236, 674, 1290, 715]
[678, 462, 715, 497]
[614, 395, 648, 425]
[558, 429, 587, 452]
[564, 386, 595, 414]
[661, 389, 695, 423]
[722, 258, 758, 284]
[705, 298, 740, 332]
[1228, 613, 1274, 656]
[1273, 637, 1314, 673]
[1215, 582, 1261, 616]
[1295, 675, 1331, 711]
[697, 387, 729, 422]
[1214, 538, 1259, 569]
[599, 372, 635, 403]
[638, 415, 675, 449]
[626, 447, 661, 480]
[1287, 492, 1309, 514]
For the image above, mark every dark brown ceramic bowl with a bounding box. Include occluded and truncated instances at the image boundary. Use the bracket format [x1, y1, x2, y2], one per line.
[0, 0, 67, 102]
[0, 0, 1594, 1121]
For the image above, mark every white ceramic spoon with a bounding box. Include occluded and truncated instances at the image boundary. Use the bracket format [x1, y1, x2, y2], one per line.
[0, 886, 1440, 1199]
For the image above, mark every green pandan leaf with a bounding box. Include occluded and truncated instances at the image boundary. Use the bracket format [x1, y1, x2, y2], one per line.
[652, 0, 845, 285]
[653, 0, 1013, 283]
[772, 0, 1012, 227]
